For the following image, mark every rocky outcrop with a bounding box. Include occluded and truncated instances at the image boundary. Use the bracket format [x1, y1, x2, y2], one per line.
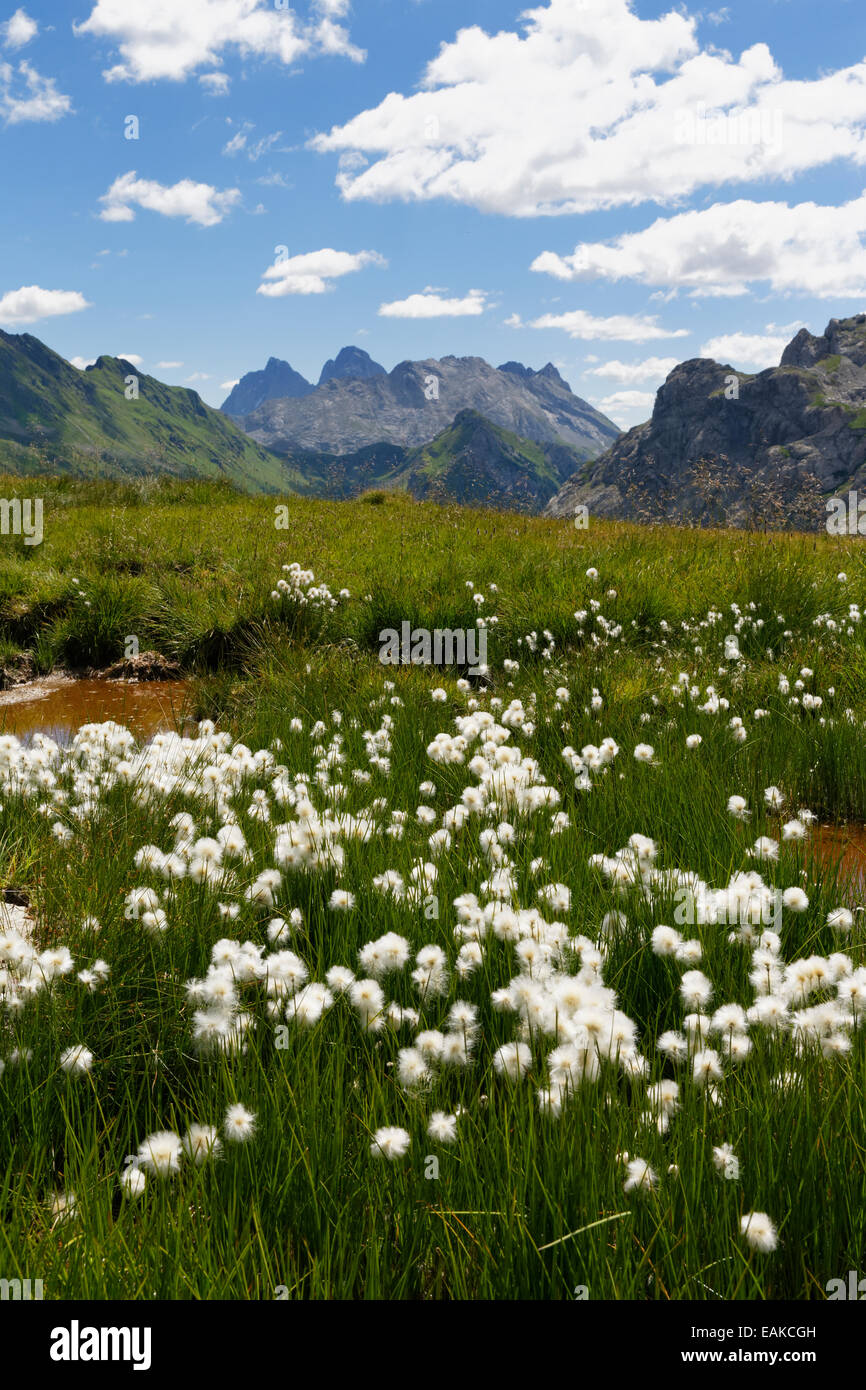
[545, 315, 866, 529]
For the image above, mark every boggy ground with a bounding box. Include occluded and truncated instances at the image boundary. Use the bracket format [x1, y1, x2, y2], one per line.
[0, 475, 864, 1299]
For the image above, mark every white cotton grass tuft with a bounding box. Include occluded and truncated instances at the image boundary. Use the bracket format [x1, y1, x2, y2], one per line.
[740, 1210, 778, 1252]
[60, 1044, 93, 1076]
[712, 1143, 740, 1180]
[120, 1165, 147, 1199]
[224, 1103, 257, 1143]
[427, 1111, 458, 1144]
[370, 1126, 411, 1160]
[137, 1130, 183, 1178]
[623, 1157, 658, 1194]
[493, 1041, 532, 1079]
[182, 1124, 222, 1166]
[49, 1190, 78, 1223]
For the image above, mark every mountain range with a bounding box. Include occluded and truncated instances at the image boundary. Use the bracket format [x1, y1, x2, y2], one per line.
[0, 331, 614, 508]
[235, 352, 620, 458]
[6, 317, 866, 529]
[546, 314, 866, 530]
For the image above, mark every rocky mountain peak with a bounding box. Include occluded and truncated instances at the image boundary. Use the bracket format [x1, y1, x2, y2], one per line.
[318, 345, 386, 386]
[781, 314, 866, 370]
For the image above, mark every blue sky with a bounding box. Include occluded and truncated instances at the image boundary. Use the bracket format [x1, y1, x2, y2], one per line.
[1, 0, 865, 426]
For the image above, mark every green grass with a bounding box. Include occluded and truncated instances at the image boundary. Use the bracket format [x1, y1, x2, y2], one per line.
[0, 478, 865, 1300]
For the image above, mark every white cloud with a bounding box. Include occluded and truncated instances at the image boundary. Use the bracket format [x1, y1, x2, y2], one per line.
[117, 353, 143, 366]
[311, 0, 866, 218]
[0, 285, 90, 326]
[593, 388, 657, 428]
[74, 0, 364, 84]
[199, 71, 229, 95]
[311, 15, 364, 63]
[222, 123, 251, 155]
[185, 371, 210, 381]
[157, 360, 184, 368]
[223, 124, 287, 161]
[98, 171, 242, 226]
[529, 309, 689, 343]
[585, 357, 679, 383]
[2, 8, 37, 49]
[378, 289, 486, 318]
[0, 58, 72, 123]
[699, 331, 788, 370]
[530, 193, 866, 298]
[257, 247, 386, 297]
[597, 389, 657, 411]
[69, 356, 96, 370]
[220, 378, 240, 391]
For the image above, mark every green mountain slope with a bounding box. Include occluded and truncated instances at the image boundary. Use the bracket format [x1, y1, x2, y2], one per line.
[0, 331, 293, 492]
[282, 408, 588, 510]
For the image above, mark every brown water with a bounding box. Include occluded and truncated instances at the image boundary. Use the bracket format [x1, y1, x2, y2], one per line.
[0, 676, 193, 745]
[808, 825, 866, 901]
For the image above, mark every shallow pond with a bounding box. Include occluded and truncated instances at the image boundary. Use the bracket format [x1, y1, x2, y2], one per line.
[0, 676, 193, 745]
[807, 824, 866, 900]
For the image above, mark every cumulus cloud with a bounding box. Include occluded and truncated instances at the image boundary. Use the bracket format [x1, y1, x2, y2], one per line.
[257, 247, 386, 297]
[0, 59, 72, 123]
[530, 193, 866, 298]
[116, 353, 143, 366]
[220, 378, 240, 391]
[98, 171, 242, 226]
[585, 357, 679, 383]
[1, 8, 37, 49]
[593, 388, 657, 428]
[157, 360, 184, 369]
[0, 285, 90, 326]
[378, 289, 486, 318]
[74, 0, 364, 84]
[69, 356, 96, 370]
[699, 331, 789, 370]
[185, 371, 210, 381]
[528, 309, 689, 343]
[311, 0, 866, 218]
[597, 389, 657, 411]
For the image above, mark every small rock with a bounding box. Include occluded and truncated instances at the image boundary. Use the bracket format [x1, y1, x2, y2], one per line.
[100, 651, 182, 682]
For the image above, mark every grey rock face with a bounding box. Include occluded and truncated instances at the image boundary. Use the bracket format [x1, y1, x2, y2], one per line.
[241, 355, 620, 457]
[221, 358, 312, 416]
[317, 345, 386, 386]
[545, 316, 866, 530]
